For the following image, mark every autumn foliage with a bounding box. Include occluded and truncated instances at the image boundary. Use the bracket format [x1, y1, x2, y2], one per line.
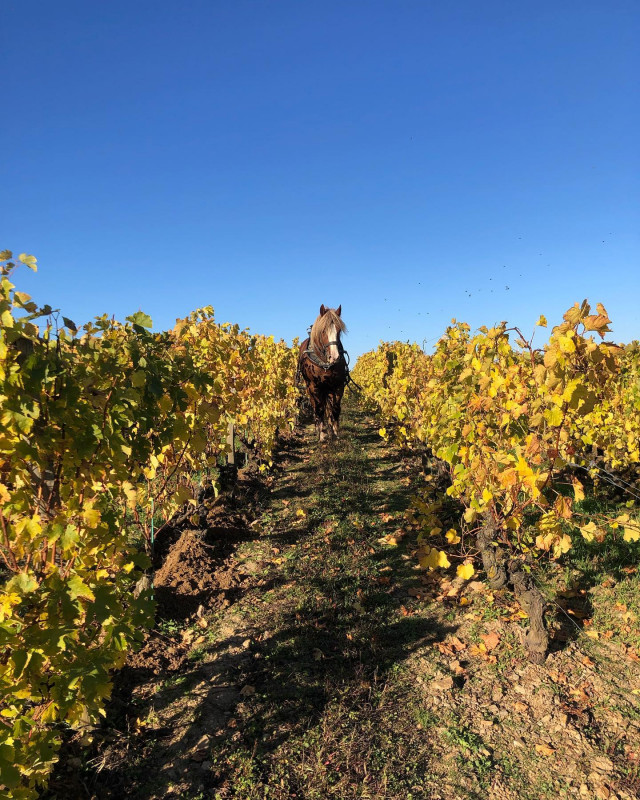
[353, 303, 640, 639]
[0, 251, 299, 797]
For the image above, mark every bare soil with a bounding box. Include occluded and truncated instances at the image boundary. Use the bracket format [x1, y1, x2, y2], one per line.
[43, 404, 640, 800]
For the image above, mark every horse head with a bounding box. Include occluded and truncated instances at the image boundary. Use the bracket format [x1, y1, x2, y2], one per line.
[314, 304, 345, 364]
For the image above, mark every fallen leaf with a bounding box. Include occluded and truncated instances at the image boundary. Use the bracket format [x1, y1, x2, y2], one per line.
[449, 659, 466, 676]
[239, 685, 256, 697]
[431, 675, 454, 691]
[535, 743, 555, 757]
[481, 632, 500, 652]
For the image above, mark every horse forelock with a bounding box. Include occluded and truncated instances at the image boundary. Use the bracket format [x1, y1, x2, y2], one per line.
[310, 309, 347, 351]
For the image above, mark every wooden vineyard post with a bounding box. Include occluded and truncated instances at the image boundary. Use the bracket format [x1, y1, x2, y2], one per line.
[220, 422, 238, 495]
[227, 422, 235, 466]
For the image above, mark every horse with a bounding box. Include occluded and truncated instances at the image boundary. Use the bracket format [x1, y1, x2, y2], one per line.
[298, 304, 348, 442]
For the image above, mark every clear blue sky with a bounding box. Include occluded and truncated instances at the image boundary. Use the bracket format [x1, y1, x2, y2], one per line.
[3, 0, 638, 357]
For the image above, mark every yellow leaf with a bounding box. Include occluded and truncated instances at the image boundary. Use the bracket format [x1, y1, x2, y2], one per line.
[557, 333, 576, 353]
[572, 478, 585, 503]
[544, 406, 564, 427]
[579, 522, 598, 542]
[553, 534, 572, 557]
[446, 529, 461, 544]
[82, 507, 101, 529]
[457, 563, 475, 580]
[623, 526, 640, 543]
[535, 315, 547, 327]
[419, 547, 451, 570]
[463, 507, 477, 524]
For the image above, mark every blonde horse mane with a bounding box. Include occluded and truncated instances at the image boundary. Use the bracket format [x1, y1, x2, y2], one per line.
[310, 309, 347, 352]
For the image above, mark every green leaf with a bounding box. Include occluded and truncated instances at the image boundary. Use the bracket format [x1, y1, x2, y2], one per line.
[60, 524, 80, 550]
[62, 316, 78, 331]
[0, 744, 20, 788]
[5, 572, 39, 594]
[67, 575, 95, 602]
[131, 370, 146, 388]
[126, 311, 153, 329]
[11, 648, 32, 678]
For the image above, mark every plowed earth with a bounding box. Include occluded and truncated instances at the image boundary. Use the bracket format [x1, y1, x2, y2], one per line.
[44, 403, 640, 800]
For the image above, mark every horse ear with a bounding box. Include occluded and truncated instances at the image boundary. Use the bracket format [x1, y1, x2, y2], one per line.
[336, 305, 342, 317]
[320, 304, 327, 316]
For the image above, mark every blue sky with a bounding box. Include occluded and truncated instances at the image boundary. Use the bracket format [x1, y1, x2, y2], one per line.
[2, 0, 638, 357]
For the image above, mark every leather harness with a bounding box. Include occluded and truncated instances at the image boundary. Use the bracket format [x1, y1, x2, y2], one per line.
[300, 334, 361, 391]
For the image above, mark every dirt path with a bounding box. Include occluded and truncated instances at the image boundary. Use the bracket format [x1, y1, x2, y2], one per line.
[47, 403, 640, 800]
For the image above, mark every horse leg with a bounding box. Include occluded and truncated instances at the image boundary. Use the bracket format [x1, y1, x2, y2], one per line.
[308, 387, 328, 441]
[327, 386, 345, 440]
[316, 392, 328, 442]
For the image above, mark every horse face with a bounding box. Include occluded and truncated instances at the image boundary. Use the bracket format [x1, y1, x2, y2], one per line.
[326, 317, 341, 363]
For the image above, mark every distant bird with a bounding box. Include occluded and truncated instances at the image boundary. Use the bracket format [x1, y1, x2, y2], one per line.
[505, 286, 510, 290]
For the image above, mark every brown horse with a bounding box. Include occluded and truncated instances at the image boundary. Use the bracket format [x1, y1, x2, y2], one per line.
[298, 304, 348, 442]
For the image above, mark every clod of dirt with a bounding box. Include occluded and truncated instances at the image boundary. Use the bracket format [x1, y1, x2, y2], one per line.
[154, 528, 242, 620]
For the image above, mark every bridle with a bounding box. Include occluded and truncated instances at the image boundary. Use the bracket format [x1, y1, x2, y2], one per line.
[304, 335, 347, 371]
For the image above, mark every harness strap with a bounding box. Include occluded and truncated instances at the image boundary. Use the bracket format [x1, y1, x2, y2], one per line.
[300, 340, 360, 392]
